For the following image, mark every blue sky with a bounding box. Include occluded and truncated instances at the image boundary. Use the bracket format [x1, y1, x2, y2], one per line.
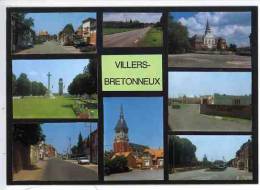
[168, 72, 251, 98]
[41, 122, 97, 154]
[104, 97, 163, 151]
[170, 12, 251, 47]
[25, 12, 96, 35]
[178, 135, 251, 161]
[13, 59, 89, 93]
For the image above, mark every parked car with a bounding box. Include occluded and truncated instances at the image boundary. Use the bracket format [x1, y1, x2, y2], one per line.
[77, 157, 90, 165]
[209, 160, 227, 171]
[73, 38, 86, 48]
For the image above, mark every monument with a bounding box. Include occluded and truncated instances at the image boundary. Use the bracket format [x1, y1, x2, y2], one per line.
[45, 72, 55, 98]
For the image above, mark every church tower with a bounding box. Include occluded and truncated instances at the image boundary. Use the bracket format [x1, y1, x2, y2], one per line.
[113, 105, 130, 153]
[203, 19, 215, 49]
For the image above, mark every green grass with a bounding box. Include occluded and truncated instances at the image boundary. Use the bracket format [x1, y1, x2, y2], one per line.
[103, 28, 135, 35]
[13, 96, 98, 119]
[138, 27, 163, 47]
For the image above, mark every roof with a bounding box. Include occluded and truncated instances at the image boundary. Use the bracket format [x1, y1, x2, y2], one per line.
[113, 151, 132, 158]
[144, 148, 164, 158]
[39, 31, 49, 36]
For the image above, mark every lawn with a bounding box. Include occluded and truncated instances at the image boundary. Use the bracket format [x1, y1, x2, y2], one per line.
[13, 96, 77, 119]
[138, 27, 163, 47]
[103, 28, 135, 35]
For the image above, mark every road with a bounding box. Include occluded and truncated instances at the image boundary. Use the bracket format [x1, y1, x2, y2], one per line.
[42, 158, 98, 181]
[105, 168, 163, 181]
[168, 104, 251, 132]
[169, 167, 252, 180]
[15, 40, 82, 54]
[103, 26, 151, 47]
[168, 53, 251, 69]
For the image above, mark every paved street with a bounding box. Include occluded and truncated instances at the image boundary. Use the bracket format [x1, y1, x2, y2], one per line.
[103, 26, 151, 47]
[169, 167, 252, 180]
[168, 53, 251, 69]
[42, 158, 98, 181]
[15, 40, 83, 54]
[168, 104, 251, 132]
[105, 168, 163, 181]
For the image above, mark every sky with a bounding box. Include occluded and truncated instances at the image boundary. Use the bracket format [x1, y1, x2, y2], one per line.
[25, 12, 96, 35]
[103, 12, 162, 23]
[41, 122, 97, 154]
[168, 72, 251, 98]
[170, 12, 251, 47]
[178, 135, 251, 161]
[104, 97, 163, 151]
[13, 59, 89, 93]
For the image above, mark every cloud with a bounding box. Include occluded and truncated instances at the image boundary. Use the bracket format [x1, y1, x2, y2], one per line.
[176, 12, 251, 47]
[28, 71, 38, 76]
[103, 12, 162, 23]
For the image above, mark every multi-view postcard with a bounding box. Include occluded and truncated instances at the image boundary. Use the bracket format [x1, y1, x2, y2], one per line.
[103, 97, 164, 180]
[168, 12, 252, 68]
[103, 12, 163, 47]
[12, 59, 98, 119]
[168, 135, 252, 180]
[168, 72, 252, 132]
[11, 12, 96, 55]
[12, 122, 98, 181]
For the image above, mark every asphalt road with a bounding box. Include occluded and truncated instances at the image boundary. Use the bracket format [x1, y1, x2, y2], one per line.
[16, 40, 82, 54]
[169, 167, 252, 180]
[168, 53, 251, 69]
[105, 168, 163, 181]
[42, 158, 98, 181]
[168, 104, 251, 132]
[103, 26, 151, 47]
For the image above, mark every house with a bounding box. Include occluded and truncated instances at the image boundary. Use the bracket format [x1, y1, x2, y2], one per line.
[82, 129, 98, 164]
[38, 30, 49, 42]
[112, 152, 137, 169]
[82, 18, 96, 45]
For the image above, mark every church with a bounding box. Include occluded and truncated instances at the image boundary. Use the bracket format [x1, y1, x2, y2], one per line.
[111, 105, 164, 169]
[189, 19, 227, 50]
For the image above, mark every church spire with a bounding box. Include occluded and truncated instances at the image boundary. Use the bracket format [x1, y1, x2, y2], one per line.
[120, 104, 124, 119]
[205, 18, 211, 34]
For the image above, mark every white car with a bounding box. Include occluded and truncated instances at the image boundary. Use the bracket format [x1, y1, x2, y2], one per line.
[77, 157, 90, 165]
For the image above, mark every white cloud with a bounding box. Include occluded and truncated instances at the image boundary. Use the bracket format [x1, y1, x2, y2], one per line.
[103, 12, 162, 23]
[177, 12, 251, 47]
[28, 71, 38, 76]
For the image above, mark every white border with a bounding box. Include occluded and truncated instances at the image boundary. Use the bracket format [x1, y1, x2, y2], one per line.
[0, 0, 259, 190]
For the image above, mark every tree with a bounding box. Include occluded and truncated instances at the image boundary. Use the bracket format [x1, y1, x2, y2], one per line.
[77, 132, 84, 155]
[13, 123, 45, 146]
[68, 59, 97, 96]
[168, 15, 190, 54]
[31, 81, 47, 96]
[16, 73, 31, 97]
[62, 24, 74, 35]
[169, 135, 197, 169]
[229, 43, 237, 52]
[12, 74, 16, 96]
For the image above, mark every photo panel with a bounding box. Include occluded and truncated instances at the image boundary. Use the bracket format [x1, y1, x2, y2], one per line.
[168, 135, 253, 181]
[11, 12, 97, 55]
[168, 72, 252, 132]
[103, 12, 163, 48]
[168, 11, 252, 69]
[12, 122, 98, 181]
[103, 97, 164, 181]
[12, 59, 98, 119]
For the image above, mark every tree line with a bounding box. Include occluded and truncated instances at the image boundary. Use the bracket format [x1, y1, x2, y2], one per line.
[12, 73, 47, 97]
[68, 59, 97, 97]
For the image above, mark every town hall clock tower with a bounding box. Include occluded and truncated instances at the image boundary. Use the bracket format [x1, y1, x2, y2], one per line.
[113, 105, 130, 153]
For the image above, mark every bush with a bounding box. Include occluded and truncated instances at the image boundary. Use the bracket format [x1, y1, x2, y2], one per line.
[105, 156, 129, 174]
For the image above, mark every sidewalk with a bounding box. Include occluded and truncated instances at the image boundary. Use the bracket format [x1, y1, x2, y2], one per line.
[13, 160, 47, 181]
